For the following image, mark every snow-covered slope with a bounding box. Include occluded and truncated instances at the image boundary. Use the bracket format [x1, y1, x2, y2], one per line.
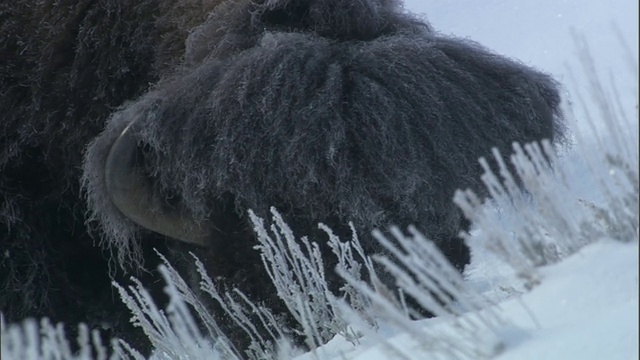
[492, 240, 638, 360]
[300, 241, 638, 360]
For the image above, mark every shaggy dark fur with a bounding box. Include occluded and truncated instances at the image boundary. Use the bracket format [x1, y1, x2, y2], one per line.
[82, 0, 565, 349]
[0, 0, 220, 350]
[1, 0, 565, 353]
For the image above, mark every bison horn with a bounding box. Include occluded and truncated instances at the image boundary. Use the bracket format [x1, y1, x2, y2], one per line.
[105, 123, 210, 246]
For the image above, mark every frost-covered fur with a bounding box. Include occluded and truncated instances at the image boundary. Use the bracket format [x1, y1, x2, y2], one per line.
[82, 0, 564, 349]
[85, 0, 564, 266]
[0, 0, 220, 351]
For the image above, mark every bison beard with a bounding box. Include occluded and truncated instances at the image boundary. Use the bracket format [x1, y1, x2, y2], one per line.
[2, 0, 565, 354]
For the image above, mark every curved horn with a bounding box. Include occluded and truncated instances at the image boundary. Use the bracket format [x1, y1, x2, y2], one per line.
[105, 123, 210, 246]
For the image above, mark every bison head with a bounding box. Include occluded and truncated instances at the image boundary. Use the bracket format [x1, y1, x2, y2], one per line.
[83, 0, 564, 281]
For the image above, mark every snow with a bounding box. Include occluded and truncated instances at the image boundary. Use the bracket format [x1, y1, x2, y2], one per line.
[494, 240, 638, 360]
[301, 241, 638, 360]
[293, 0, 639, 359]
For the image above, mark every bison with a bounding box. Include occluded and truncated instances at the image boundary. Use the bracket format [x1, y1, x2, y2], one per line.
[1, 0, 565, 353]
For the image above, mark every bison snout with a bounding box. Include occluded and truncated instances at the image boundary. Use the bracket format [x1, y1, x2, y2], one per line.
[105, 122, 210, 246]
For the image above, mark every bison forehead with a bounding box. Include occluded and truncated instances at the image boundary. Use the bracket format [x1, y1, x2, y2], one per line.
[79, 1, 563, 297]
[184, 0, 429, 64]
[114, 28, 558, 230]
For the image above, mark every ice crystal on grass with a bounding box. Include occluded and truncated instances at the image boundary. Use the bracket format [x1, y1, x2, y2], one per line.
[331, 227, 507, 360]
[453, 141, 578, 283]
[250, 209, 339, 349]
[454, 36, 638, 288]
[114, 265, 236, 360]
[119, 249, 302, 360]
[189, 252, 295, 360]
[249, 208, 375, 350]
[0, 317, 123, 360]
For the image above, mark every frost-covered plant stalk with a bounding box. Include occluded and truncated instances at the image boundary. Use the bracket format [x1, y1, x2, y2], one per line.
[188, 252, 296, 360]
[0, 317, 132, 360]
[331, 227, 507, 360]
[453, 141, 577, 284]
[116, 249, 307, 360]
[248, 207, 374, 349]
[113, 261, 240, 360]
[454, 35, 638, 286]
[249, 209, 340, 349]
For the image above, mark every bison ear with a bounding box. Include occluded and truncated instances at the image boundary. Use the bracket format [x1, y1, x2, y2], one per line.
[105, 123, 211, 247]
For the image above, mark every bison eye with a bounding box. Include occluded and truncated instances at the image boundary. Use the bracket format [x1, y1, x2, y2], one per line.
[105, 122, 211, 246]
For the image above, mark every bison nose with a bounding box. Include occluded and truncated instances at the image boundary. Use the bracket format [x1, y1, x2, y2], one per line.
[105, 122, 211, 246]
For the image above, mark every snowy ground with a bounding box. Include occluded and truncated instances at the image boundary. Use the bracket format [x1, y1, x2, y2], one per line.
[299, 241, 638, 360]
[293, 1, 639, 359]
